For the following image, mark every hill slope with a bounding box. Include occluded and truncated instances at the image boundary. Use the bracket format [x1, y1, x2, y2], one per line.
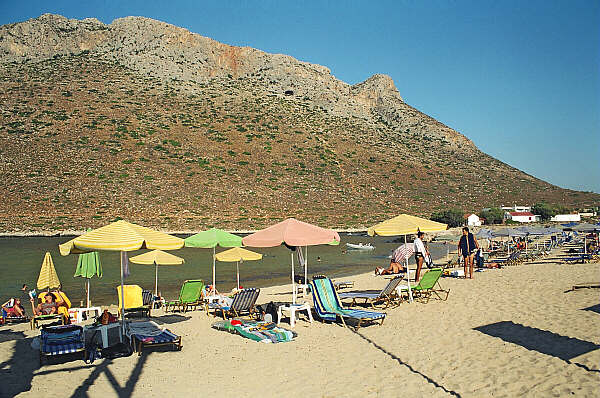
[0, 14, 597, 232]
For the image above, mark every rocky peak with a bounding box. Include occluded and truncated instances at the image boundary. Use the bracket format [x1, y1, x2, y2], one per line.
[351, 73, 403, 109]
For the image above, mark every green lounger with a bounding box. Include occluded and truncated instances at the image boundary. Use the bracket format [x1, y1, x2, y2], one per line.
[165, 280, 206, 313]
[399, 268, 449, 303]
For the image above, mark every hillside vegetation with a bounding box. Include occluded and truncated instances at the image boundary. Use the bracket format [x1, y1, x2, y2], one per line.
[0, 15, 597, 233]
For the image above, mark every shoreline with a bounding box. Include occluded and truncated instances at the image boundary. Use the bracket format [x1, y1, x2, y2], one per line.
[0, 227, 370, 238]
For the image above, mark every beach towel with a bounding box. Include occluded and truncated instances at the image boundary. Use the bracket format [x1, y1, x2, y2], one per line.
[212, 320, 296, 343]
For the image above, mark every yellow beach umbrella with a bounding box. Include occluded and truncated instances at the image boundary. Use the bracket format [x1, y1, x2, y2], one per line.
[367, 214, 447, 303]
[37, 252, 61, 290]
[367, 214, 448, 236]
[59, 220, 184, 333]
[129, 250, 184, 296]
[215, 247, 262, 289]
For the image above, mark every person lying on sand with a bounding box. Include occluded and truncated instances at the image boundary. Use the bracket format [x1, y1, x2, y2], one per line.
[375, 261, 406, 276]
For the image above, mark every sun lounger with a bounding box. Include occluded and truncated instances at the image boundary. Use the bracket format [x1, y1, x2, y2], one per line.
[311, 276, 385, 329]
[165, 279, 206, 313]
[117, 285, 152, 318]
[338, 276, 404, 309]
[398, 268, 449, 303]
[127, 320, 182, 355]
[39, 324, 85, 364]
[208, 288, 260, 319]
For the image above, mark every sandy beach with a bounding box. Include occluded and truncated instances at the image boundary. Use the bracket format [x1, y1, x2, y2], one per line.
[1, 256, 598, 398]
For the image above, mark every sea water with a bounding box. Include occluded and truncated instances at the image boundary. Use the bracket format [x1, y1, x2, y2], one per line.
[0, 234, 449, 307]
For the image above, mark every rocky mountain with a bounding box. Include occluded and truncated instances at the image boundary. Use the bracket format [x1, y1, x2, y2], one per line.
[0, 14, 597, 233]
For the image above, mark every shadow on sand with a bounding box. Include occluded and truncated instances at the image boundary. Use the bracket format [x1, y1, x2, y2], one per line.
[474, 321, 600, 372]
[352, 329, 462, 397]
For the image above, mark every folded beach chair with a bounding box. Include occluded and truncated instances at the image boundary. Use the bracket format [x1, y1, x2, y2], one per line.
[165, 279, 206, 313]
[208, 288, 260, 319]
[311, 276, 386, 329]
[127, 320, 182, 356]
[117, 285, 152, 318]
[338, 276, 404, 309]
[39, 324, 85, 364]
[398, 268, 449, 303]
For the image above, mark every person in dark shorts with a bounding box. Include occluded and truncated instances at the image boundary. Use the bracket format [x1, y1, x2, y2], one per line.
[414, 231, 429, 281]
[458, 227, 479, 279]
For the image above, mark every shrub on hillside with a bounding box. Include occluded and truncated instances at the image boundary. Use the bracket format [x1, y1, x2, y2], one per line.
[431, 208, 464, 227]
[480, 207, 504, 224]
[532, 203, 557, 221]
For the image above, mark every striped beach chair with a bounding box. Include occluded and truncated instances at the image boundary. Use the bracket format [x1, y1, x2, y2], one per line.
[339, 276, 404, 309]
[209, 288, 260, 319]
[128, 321, 182, 356]
[39, 324, 85, 364]
[311, 276, 386, 329]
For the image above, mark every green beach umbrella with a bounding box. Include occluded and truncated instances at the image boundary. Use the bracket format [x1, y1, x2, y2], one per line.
[74, 251, 102, 308]
[184, 228, 242, 292]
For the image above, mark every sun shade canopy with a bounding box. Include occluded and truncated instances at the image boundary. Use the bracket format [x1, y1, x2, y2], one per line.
[59, 220, 184, 255]
[367, 214, 448, 236]
[129, 250, 185, 265]
[184, 228, 242, 248]
[242, 218, 340, 247]
[215, 247, 262, 262]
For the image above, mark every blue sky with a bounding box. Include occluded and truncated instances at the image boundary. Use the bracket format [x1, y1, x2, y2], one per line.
[2, 0, 599, 193]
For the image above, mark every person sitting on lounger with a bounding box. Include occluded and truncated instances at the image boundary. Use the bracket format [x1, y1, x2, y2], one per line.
[34, 292, 58, 315]
[2, 298, 26, 318]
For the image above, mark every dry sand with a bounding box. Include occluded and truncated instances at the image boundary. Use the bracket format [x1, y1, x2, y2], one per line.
[1, 258, 599, 397]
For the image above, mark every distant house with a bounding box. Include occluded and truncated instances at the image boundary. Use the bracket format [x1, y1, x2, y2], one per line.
[464, 214, 482, 227]
[550, 214, 581, 222]
[501, 205, 532, 213]
[506, 211, 536, 223]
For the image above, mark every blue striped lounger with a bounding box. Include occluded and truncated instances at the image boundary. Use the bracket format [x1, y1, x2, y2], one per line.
[130, 329, 182, 355]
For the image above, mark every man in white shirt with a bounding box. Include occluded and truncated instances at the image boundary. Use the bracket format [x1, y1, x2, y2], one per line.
[413, 231, 429, 281]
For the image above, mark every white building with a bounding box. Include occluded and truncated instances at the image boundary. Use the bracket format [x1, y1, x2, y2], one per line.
[550, 214, 581, 222]
[465, 214, 482, 227]
[501, 205, 532, 213]
[506, 211, 536, 223]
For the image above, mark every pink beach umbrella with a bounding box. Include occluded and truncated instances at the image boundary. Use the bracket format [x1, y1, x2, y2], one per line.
[242, 218, 340, 304]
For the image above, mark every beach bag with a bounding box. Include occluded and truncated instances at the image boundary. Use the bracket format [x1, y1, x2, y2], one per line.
[424, 253, 433, 268]
[256, 301, 279, 322]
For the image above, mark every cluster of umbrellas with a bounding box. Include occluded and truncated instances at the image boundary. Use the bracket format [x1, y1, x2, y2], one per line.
[54, 218, 341, 332]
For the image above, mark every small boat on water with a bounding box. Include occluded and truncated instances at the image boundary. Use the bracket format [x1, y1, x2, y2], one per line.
[346, 242, 375, 251]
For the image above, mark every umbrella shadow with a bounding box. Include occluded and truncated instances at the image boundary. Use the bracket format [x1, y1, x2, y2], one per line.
[150, 314, 191, 325]
[0, 328, 28, 343]
[582, 304, 600, 314]
[0, 333, 39, 397]
[474, 321, 600, 372]
[351, 329, 462, 397]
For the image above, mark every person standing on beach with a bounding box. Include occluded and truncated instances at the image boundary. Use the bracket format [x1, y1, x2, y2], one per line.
[458, 227, 479, 279]
[414, 231, 429, 281]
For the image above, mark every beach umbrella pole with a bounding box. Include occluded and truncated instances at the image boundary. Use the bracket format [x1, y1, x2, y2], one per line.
[405, 234, 413, 303]
[213, 247, 216, 292]
[291, 252, 296, 305]
[236, 261, 240, 289]
[119, 251, 126, 339]
[86, 278, 90, 308]
[154, 262, 158, 297]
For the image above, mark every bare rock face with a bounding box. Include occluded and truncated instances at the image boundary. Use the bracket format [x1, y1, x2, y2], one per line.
[0, 13, 474, 148]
